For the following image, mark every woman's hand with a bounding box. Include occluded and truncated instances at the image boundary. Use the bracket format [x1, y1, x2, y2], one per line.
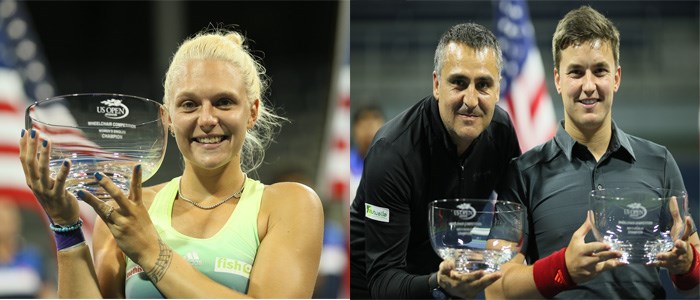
[77, 164, 163, 272]
[18, 129, 80, 225]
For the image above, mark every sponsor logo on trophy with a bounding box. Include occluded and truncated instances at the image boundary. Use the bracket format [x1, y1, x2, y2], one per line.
[97, 99, 130, 119]
[454, 203, 477, 220]
[624, 202, 647, 219]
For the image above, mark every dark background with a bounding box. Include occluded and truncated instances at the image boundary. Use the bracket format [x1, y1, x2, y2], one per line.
[25, 1, 338, 185]
[351, 1, 699, 298]
[351, 0, 699, 221]
[15, 1, 345, 298]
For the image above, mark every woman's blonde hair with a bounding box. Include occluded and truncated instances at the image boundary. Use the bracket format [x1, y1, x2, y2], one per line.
[164, 29, 285, 173]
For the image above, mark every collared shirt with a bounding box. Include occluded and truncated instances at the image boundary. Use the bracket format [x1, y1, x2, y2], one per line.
[501, 120, 691, 299]
[350, 95, 520, 299]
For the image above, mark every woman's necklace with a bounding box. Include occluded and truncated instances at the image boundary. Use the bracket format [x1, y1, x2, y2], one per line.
[177, 173, 247, 210]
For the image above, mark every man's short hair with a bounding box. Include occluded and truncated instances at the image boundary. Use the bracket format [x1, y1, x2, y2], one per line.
[552, 5, 621, 70]
[433, 23, 503, 78]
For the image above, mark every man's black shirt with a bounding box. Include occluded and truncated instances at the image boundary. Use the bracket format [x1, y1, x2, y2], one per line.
[349, 95, 521, 298]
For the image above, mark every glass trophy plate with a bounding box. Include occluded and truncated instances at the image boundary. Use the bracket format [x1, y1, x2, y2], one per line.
[26, 93, 168, 199]
[428, 199, 524, 273]
[590, 188, 688, 264]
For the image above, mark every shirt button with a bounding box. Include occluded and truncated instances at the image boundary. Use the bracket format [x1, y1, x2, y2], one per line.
[597, 184, 604, 191]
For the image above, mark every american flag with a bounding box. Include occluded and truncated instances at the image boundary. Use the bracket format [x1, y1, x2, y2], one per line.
[315, 1, 350, 298]
[317, 3, 350, 206]
[494, 0, 556, 152]
[0, 0, 96, 243]
[317, 65, 350, 204]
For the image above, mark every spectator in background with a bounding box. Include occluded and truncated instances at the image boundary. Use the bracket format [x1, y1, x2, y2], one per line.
[0, 198, 55, 298]
[350, 105, 385, 202]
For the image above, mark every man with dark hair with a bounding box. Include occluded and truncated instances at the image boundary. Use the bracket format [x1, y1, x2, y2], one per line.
[349, 23, 521, 299]
[486, 6, 700, 299]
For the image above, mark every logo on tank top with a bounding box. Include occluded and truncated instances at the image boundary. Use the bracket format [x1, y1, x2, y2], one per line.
[125, 265, 144, 281]
[214, 257, 252, 278]
[184, 251, 202, 266]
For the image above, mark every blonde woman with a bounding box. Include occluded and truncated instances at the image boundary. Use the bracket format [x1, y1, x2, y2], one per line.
[19, 30, 324, 298]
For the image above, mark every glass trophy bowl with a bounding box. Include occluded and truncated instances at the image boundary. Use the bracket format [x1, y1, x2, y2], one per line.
[590, 188, 688, 264]
[428, 199, 524, 273]
[25, 93, 168, 200]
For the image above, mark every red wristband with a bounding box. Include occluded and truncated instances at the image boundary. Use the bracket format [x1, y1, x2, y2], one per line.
[671, 243, 700, 290]
[533, 247, 576, 298]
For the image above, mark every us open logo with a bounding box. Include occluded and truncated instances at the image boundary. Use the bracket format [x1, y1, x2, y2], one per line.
[97, 99, 129, 120]
[454, 203, 477, 220]
[624, 202, 647, 219]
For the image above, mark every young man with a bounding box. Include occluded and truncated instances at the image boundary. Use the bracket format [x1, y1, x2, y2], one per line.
[349, 23, 521, 299]
[486, 6, 700, 299]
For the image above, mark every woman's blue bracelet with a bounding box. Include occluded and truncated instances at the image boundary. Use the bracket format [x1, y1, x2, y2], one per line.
[49, 219, 83, 232]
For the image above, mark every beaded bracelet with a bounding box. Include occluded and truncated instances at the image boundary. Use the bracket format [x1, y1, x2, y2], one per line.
[49, 219, 86, 251]
[49, 219, 83, 232]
